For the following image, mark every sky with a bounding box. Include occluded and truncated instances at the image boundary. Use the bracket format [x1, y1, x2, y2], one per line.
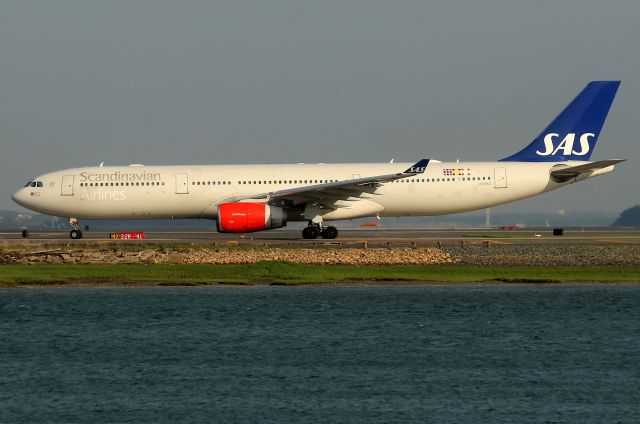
[1, 0, 638, 214]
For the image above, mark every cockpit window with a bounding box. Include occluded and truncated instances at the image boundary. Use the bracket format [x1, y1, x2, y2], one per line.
[36, 182, 43, 187]
[30, 182, 37, 187]
[24, 181, 33, 187]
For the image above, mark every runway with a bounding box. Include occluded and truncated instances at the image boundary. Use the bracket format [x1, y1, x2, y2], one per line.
[2, 228, 640, 248]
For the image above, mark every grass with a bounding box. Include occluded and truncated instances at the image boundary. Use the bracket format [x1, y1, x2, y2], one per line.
[0, 262, 639, 286]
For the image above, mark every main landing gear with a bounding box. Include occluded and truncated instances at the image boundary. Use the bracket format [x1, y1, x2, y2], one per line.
[69, 217, 83, 239]
[302, 222, 338, 240]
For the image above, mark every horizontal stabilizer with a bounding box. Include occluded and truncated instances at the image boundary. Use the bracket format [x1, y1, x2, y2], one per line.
[550, 159, 625, 182]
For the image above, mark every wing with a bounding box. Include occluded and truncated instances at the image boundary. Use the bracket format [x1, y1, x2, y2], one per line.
[220, 159, 430, 206]
[550, 159, 625, 182]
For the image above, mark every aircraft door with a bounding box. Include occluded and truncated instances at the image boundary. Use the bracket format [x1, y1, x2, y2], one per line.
[61, 175, 74, 196]
[175, 173, 189, 194]
[494, 168, 507, 188]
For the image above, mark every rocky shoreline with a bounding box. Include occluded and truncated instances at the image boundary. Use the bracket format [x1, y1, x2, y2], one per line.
[441, 244, 640, 266]
[0, 247, 456, 266]
[1, 244, 639, 267]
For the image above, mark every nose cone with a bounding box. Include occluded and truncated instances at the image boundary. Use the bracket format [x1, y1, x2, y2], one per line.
[11, 189, 28, 208]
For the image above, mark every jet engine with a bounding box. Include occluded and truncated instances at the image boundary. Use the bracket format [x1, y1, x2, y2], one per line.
[216, 203, 287, 233]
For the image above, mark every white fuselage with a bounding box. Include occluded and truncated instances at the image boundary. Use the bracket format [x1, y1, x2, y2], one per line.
[11, 161, 610, 222]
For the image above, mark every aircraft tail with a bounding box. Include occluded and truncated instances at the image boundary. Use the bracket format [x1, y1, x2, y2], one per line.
[500, 81, 620, 162]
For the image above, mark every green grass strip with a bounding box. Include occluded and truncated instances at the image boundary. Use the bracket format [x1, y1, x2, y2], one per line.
[1, 262, 639, 286]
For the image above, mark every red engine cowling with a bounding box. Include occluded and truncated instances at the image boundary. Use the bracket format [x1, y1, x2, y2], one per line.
[216, 203, 287, 233]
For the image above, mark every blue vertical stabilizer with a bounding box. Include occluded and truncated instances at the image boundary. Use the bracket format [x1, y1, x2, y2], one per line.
[500, 81, 620, 162]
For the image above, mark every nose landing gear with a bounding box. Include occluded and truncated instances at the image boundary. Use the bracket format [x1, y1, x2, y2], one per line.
[69, 218, 83, 239]
[302, 222, 339, 239]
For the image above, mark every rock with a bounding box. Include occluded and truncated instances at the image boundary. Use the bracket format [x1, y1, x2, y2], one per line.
[45, 255, 63, 264]
[139, 251, 156, 262]
[165, 252, 185, 264]
[118, 257, 140, 264]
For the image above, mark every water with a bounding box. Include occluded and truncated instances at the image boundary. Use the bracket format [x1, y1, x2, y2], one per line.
[1, 285, 639, 423]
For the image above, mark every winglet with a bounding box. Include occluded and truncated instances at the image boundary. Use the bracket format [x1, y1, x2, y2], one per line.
[403, 159, 429, 174]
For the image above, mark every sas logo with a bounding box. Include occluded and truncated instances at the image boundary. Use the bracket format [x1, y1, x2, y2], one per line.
[536, 133, 594, 156]
[407, 166, 426, 173]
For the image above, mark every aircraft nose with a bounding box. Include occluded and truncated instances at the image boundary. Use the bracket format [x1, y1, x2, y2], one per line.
[11, 189, 27, 207]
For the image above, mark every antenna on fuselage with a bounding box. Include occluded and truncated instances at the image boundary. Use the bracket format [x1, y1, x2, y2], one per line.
[389, 159, 394, 163]
[99, 162, 104, 167]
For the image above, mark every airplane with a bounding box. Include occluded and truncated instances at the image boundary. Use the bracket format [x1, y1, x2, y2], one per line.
[12, 81, 623, 240]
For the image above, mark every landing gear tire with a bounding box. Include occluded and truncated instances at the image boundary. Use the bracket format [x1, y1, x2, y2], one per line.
[320, 226, 338, 239]
[302, 226, 320, 239]
[70, 229, 83, 240]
